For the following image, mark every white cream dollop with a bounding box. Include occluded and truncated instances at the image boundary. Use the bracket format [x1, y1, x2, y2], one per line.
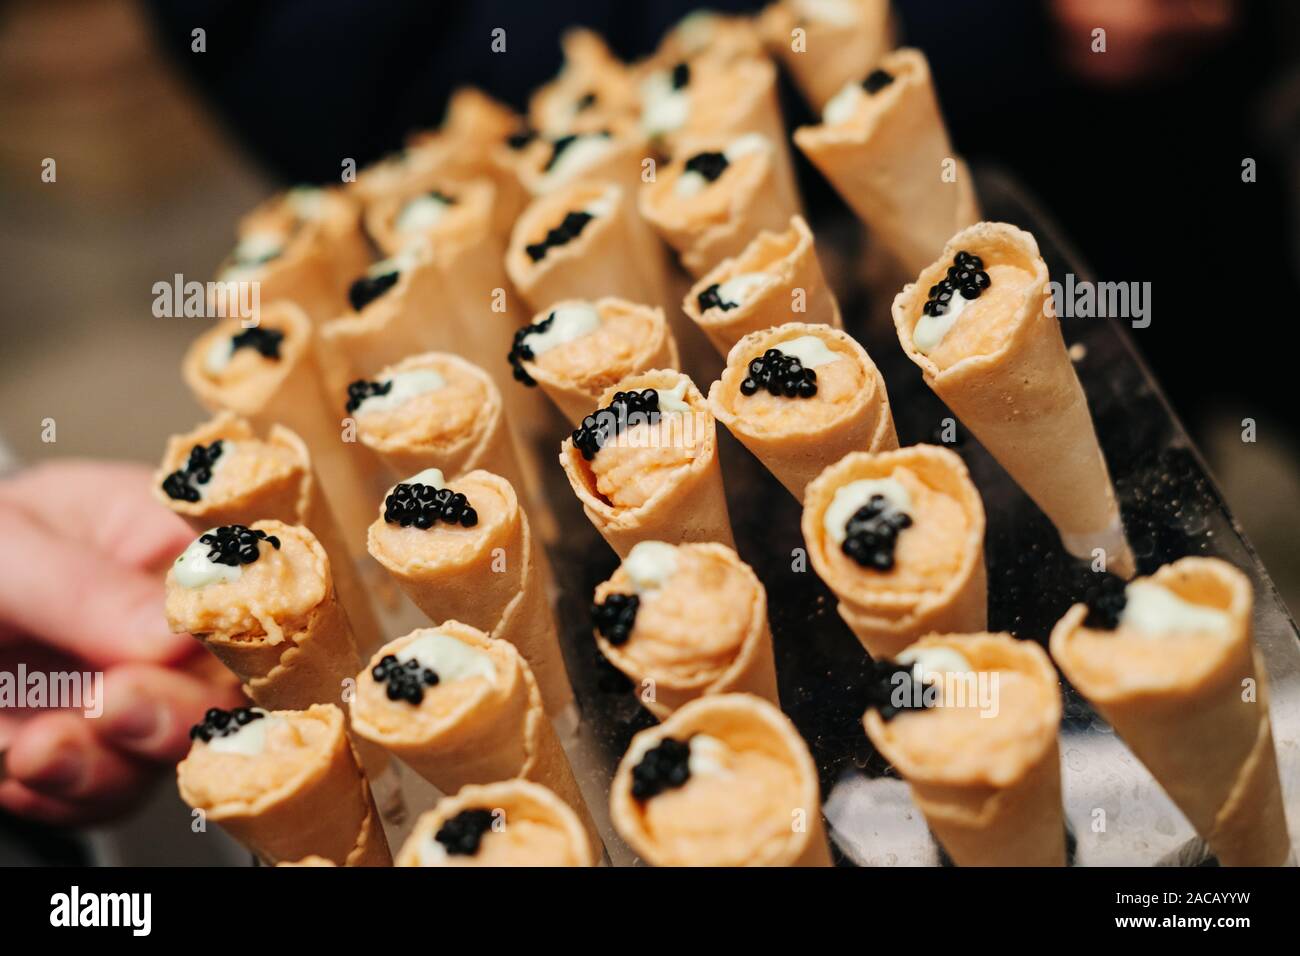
[795, 0, 862, 26]
[220, 231, 284, 280]
[396, 630, 497, 682]
[895, 646, 973, 683]
[203, 335, 236, 375]
[401, 467, 446, 489]
[396, 193, 453, 233]
[285, 186, 325, 220]
[545, 134, 614, 183]
[777, 335, 842, 369]
[173, 532, 243, 589]
[417, 836, 449, 866]
[713, 272, 773, 310]
[521, 302, 601, 357]
[823, 81, 864, 126]
[1118, 581, 1231, 635]
[623, 541, 680, 592]
[354, 369, 447, 416]
[688, 734, 731, 778]
[913, 290, 974, 354]
[206, 710, 286, 756]
[823, 477, 913, 545]
[640, 71, 690, 137]
[654, 378, 692, 413]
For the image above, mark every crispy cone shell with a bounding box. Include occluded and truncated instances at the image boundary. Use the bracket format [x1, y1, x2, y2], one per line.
[793, 48, 979, 276]
[892, 221, 1133, 576]
[640, 134, 801, 278]
[611, 693, 831, 866]
[864, 633, 1065, 866]
[759, 0, 895, 110]
[802, 445, 986, 659]
[684, 215, 842, 357]
[559, 369, 734, 558]
[709, 322, 897, 500]
[154, 414, 383, 657]
[507, 181, 673, 314]
[528, 28, 638, 136]
[523, 298, 682, 425]
[351, 624, 598, 848]
[396, 780, 596, 866]
[1050, 558, 1290, 865]
[177, 704, 390, 866]
[594, 542, 779, 718]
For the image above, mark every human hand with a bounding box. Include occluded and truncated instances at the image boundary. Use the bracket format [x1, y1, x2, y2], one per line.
[0, 460, 241, 825]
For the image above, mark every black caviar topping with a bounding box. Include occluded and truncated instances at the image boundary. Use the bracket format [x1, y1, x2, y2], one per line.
[348, 269, 400, 312]
[372, 653, 440, 705]
[506, 127, 537, 150]
[525, 211, 595, 263]
[383, 481, 478, 530]
[543, 130, 609, 172]
[922, 250, 990, 317]
[230, 326, 284, 361]
[507, 312, 553, 386]
[435, 808, 496, 856]
[571, 388, 661, 460]
[592, 593, 639, 646]
[841, 495, 913, 571]
[696, 283, 735, 313]
[162, 439, 225, 502]
[1082, 572, 1128, 629]
[575, 91, 597, 111]
[630, 737, 692, 801]
[670, 61, 690, 90]
[345, 378, 392, 413]
[863, 659, 930, 721]
[740, 348, 817, 399]
[423, 189, 456, 206]
[190, 706, 264, 742]
[862, 68, 895, 94]
[683, 150, 729, 183]
[199, 524, 281, 567]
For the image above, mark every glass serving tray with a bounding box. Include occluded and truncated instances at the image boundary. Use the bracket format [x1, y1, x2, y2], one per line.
[523, 167, 1300, 867]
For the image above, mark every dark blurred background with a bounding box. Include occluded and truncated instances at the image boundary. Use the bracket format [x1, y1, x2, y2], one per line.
[0, 0, 1297, 861]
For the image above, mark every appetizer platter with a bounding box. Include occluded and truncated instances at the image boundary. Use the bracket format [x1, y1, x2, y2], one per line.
[150, 5, 1297, 867]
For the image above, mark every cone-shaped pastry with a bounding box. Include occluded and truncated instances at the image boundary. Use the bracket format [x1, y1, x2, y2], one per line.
[182, 302, 377, 558]
[350, 624, 598, 849]
[528, 28, 637, 136]
[514, 122, 650, 198]
[177, 703, 390, 866]
[165, 521, 361, 710]
[684, 215, 841, 357]
[793, 48, 978, 276]
[362, 176, 497, 261]
[649, 10, 765, 68]
[350, 353, 526, 490]
[367, 468, 572, 716]
[759, 0, 894, 110]
[396, 780, 596, 867]
[892, 222, 1133, 576]
[154, 413, 382, 657]
[592, 541, 778, 718]
[801, 445, 986, 659]
[215, 186, 370, 324]
[610, 693, 830, 866]
[1050, 558, 1290, 866]
[640, 132, 800, 277]
[508, 298, 680, 425]
[507, 181, 672, 314]
[709, 323, 897, 500]
[862, 633, 1065, 866]
[559, 369, 733, 558]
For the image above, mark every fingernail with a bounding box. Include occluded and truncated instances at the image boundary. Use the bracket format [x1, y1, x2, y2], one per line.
[27, 746, 85, 794]
[105, 702, 162, 745]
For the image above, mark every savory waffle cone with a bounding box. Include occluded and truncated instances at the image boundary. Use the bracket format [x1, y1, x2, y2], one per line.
[177, 703, 390, 866]
[640, 132, 801, 278]
[709, 322, 897, 500]
[559, 369, 734, 558]
[507, 181, 672, 314]
[684, 215, 841, 357]
[518, 298, 681, 425]
[759, 0, 895, 110]
[396, 780, 596, 866]
[892, 221, 1133, 576]
[182, 302, 378, 560]
[1050, 558, 1290, 866]
[802, 445, 986, 659]
[611, 693, 831, 866]
[165, 520, 361, 712]
[863, 633, 1065, 866]
[593, 542, 779, 718]
[350, 624, 598, 848]
[793, 47, 978, 276]
[154, 413, 382, 657]
[367, 469, 572, 715]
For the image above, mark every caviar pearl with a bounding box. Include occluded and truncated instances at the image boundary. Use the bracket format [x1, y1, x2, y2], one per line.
[372, 653, 441, 705]
[571, 388, 661, 460]
[630, 737, 692, 800]
[592, 593, 640, 646]
[199, 525, 281, 567]
[383, 481, 478, 530]
[161, 439, 226, 502]
[840, 495, 913, 571]
[435, 808, 496, 855]
[740, 348, 818, 399]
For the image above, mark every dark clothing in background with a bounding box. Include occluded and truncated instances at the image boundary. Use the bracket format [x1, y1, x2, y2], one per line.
[145, 0, 1300, 447]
